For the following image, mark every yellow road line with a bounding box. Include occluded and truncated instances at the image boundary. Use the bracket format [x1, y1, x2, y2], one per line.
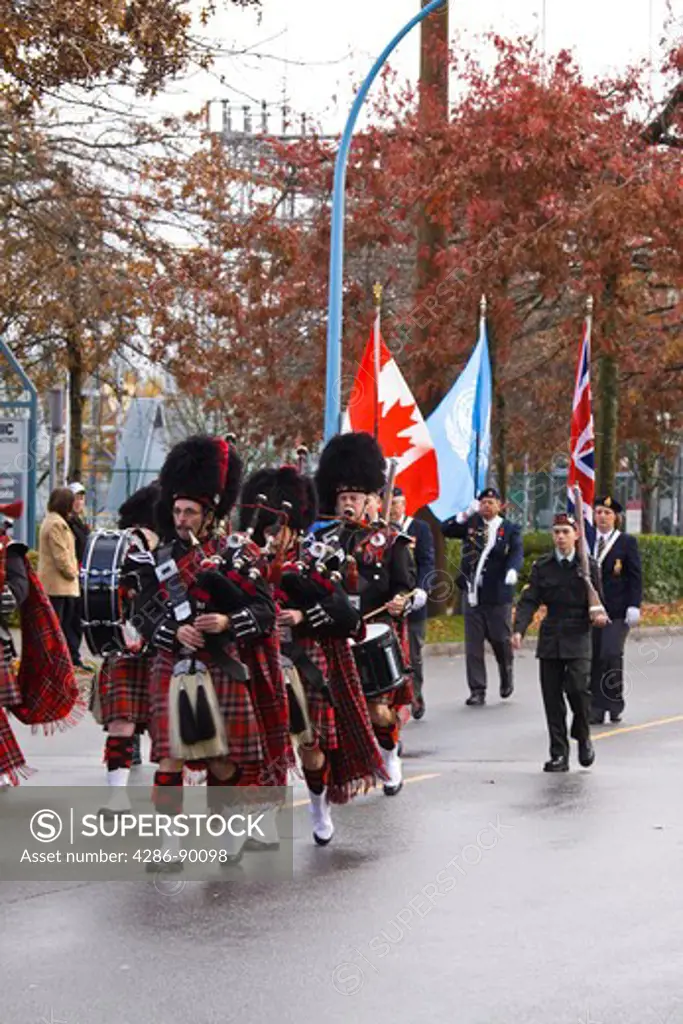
[291, 771, 441, 808]
[593, 714, 683, 741]
[289, 718, 683, 808]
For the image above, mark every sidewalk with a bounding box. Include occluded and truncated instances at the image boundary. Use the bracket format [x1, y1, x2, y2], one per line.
[425, 624, 683, 657]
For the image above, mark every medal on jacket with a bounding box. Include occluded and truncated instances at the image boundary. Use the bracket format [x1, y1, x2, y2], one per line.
[362, 529, 387, 564]
[613, 559, 623, 576]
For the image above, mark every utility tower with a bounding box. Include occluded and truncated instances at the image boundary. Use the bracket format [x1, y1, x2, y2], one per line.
[207, 99, 335, 221]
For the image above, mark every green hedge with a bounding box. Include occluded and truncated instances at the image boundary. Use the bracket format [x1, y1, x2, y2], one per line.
[444, 533, 683, 604]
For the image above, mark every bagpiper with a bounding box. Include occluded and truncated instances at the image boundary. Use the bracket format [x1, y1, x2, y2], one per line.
[239, 459, 386, 845]
[313, 432, 417, 797]
[126, 435, 292, 870]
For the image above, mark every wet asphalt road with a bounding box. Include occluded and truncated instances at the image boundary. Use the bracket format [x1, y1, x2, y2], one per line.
[2, 632, 683, 1024]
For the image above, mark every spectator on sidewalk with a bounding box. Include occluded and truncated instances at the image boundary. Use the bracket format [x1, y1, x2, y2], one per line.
[38, 487, 80, 666]
[67, 481, 92, 671]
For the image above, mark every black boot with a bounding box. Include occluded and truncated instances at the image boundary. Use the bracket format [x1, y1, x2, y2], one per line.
[578, 739, 595, 767]
[543, 756, 569, 772]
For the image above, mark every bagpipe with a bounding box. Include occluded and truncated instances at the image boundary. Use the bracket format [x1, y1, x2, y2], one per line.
[167, 497, 282, 764]
[187, 496, 274, 617]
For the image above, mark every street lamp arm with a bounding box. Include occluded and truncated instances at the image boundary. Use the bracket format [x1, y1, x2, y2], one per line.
[324, 0, 448, 442]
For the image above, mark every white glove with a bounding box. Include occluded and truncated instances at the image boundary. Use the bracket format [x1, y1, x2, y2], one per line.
[625, 606, 640, 627]
[410, 588, 428, 612]
[504, 569, 518, 586]
[457, 499, 480, 523]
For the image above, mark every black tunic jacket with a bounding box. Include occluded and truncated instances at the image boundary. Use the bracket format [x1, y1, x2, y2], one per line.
[514, 552, 603, 660]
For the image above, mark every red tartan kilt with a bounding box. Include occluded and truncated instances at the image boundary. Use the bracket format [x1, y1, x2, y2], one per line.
[0, 708, 26, 784]
[148, 652, 264, 766]
[0, 652, 21, 708]
[321, 638, 387, 802]
[290, 637, 337, 752]
[302, 687, 338, 752]
[387, 677, 414, 708]
[99, 654, 150, 728]
[390, 618, 414, 709]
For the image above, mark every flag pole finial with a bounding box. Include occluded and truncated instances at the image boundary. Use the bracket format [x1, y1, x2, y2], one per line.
[480, 293, 487, 317]
[586, 295, 593, 314]
[373, 281, 383, 307]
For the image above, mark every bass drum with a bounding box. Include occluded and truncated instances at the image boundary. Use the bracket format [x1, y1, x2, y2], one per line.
[81, 530, 146, 658]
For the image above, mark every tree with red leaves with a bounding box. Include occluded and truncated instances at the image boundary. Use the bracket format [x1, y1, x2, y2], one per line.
[140, 32, 682, 517]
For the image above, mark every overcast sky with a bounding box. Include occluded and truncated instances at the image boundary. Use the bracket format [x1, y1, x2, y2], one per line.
[159, 0, 676, 133]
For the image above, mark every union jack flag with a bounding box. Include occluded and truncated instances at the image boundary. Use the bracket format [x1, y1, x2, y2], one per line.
[567, 313, 595, 545]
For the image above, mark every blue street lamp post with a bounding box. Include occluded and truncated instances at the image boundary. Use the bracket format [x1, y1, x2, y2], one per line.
[323, 0, 448, 442]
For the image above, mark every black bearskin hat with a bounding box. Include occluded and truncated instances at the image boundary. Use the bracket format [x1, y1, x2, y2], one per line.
[118, 481, 161, 531]
[156, 434, 242, 540]
[314, 432, 386, 516]
[238, 466, 318, 545]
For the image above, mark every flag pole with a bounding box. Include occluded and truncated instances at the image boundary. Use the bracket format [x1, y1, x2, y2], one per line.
[373, 281, 382, 440]
[474, 293, 487, 494]
[584, 293, 594, 530]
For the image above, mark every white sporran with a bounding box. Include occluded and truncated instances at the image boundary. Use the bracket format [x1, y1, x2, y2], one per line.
[168, 659, 228, 761]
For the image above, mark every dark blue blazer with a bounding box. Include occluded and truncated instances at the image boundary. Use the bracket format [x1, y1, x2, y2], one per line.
[402, 516, 435, 622]
[442, 513, 524, 607]
[595, 531, 642, 619]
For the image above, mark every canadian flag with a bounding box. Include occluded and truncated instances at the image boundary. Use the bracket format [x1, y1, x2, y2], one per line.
[342, 328, 439, 514]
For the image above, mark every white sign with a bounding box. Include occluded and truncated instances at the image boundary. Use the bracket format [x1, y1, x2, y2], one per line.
[626, 502, 642, 535]
[0, 418, 29, 544]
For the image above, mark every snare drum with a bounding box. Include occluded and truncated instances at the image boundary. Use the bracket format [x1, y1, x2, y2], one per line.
[81, 530, 145, 657]
[350, 622, 405, 698]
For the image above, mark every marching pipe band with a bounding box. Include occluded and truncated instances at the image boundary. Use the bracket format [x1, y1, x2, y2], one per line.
[73, 429, 417, 871]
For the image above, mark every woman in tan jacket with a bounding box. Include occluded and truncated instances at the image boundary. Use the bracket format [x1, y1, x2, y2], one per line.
[38, 487, 80, 665]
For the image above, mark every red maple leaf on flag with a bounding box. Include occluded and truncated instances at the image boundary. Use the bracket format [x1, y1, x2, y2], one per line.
[343, 328, 439, 513]
[379, 401, 416, 460]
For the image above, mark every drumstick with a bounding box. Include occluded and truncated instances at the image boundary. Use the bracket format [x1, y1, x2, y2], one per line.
[363, 590, 418, 621]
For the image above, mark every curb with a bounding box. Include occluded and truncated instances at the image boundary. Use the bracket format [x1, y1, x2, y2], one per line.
[425, 624, 683, 658]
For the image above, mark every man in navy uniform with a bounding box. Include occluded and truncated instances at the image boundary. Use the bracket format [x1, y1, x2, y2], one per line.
[512, 512, 607, 772]
[589, 495, 642, 725]
[442, 487, 524, 706]
[390, 487, 435, 720]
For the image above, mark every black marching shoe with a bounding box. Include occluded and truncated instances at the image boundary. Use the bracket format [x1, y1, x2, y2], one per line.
[589, 709, 606, 726]
[412, 697, 426, 721]
[578, 739, 595, 767]
[609, 711, 622, 724]
[543, 756, 569, 773]
[500, 682, 514, 699]
[465, 693, 486, 706]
